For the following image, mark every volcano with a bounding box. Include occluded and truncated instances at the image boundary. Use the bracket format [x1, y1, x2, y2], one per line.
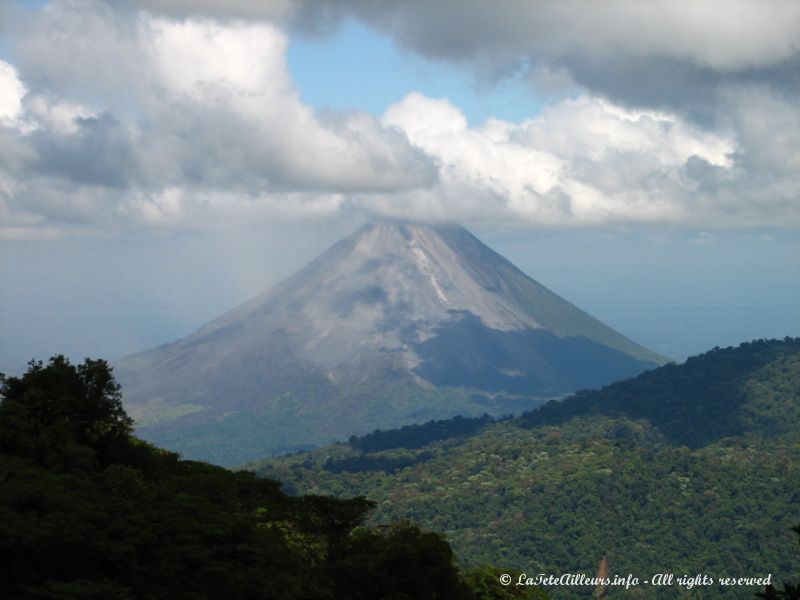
[115, 222, 667, 465]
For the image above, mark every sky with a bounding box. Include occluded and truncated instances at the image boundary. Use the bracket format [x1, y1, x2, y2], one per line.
[1, 0, 799, 374]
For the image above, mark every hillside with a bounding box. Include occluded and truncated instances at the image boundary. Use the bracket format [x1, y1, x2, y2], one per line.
[0, 356, 548, 600]
[116, 222, 665, 465]
[250, 338, 800, 599]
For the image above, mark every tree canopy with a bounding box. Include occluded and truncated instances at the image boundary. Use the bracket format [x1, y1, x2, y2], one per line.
[0, 355, 541, 599]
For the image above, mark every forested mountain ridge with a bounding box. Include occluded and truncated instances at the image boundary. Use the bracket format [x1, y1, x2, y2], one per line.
[250, 338, 800, 599]
[0, 357, 547, 600]
[519, 337, 800, 446]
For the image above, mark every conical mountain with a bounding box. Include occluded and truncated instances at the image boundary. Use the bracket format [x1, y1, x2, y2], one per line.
[115, 222, 667, 465]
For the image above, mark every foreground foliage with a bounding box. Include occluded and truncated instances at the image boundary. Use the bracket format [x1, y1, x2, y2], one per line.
[252, 339, 800, 599]
[759, 526, 800, 599]
[0, 356, 545, 599]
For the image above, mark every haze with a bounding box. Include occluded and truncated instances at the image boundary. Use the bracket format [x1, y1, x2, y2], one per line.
[1, 1, 798, 374]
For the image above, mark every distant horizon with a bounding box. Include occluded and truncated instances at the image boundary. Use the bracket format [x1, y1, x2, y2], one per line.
[2, 220, 797, 375]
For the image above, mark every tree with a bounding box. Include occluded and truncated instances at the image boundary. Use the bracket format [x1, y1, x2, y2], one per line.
[759, 526, 800, 600]
[0, 355, 133, 467]
[329, 523, 476, 600]
[1, 354, 546, 599]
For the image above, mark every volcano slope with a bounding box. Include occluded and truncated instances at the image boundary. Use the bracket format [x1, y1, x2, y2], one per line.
[116, 222, 665, 465]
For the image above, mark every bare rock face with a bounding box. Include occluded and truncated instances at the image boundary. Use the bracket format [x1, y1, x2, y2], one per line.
[115, 222, 666, 465]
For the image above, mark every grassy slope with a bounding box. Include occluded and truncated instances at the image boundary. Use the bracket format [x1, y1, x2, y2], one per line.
[141, 379, 547, 466]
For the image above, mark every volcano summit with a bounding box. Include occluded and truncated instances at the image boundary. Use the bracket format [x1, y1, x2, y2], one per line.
[116, 223, 667, 465]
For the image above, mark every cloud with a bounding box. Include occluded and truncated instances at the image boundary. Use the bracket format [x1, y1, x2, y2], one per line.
[122, 1, 800, 125]
[316, 0, 800, 71]
[154, 0, 797, 76]
[290, 1, 800, 104]
[139, 17, 435, 192]
[1, 0, 799, 237]
[0, 1, 436, 237]
[0, 60, 26, 123]
[12, 1, 149, 102]
[133, 0, 296, 21]
[378, 93, 758, 226]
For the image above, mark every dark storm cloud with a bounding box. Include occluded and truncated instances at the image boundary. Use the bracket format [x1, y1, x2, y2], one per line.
[128, 1, 800, 119]
[552, 53, 800, 126]
[289, 0, 800, 116]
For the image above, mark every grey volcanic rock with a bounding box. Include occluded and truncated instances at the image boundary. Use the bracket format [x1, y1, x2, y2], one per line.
[115, 222, 667, 465]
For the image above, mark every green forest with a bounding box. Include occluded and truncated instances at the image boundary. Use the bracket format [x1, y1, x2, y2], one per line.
[0, 356, 545, 599]
[252, 339, 800, 599]
[3, 340, 799, 598]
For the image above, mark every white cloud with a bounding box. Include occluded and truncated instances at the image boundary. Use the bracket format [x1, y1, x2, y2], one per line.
[0, 0, 798, 237]
[139, 16, 437, 194]
[146, 17, 292, 101]
[383, 95, 564, 221]
[0, 60, 26, 123]
[382, 93, 743, 226]
[13, 0, 148, 101]
[22, 93, 97, 135]
[521, 97, 736, 169]
[0, 0, 436, 237]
